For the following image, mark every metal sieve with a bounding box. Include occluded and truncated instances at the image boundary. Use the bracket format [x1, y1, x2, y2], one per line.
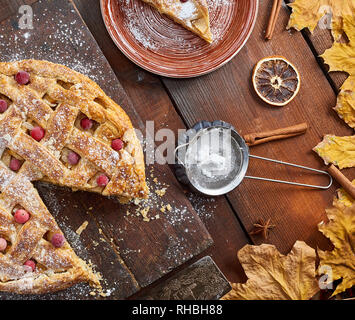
[174, 121, 332, 196]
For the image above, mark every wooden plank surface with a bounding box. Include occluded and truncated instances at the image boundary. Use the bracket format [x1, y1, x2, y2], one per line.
[160, 0, 353, 254]
[74, 0, 251, 284]
[1, 0, 345, 300]
[0, 0, 212, 299]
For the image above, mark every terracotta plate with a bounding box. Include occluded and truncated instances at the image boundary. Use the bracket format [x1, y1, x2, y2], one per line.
[100, 0, 259, 78]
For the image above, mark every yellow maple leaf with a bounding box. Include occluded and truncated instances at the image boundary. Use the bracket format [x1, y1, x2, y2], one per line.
[313, 134, 355, 169]
[335, 183, 355, 207]
[321, 15, 355, 128]
[317, 202, 355, 296]
[287, 0, 355, 41]
[221, 241, 319, 300]
[289, 1, 355, 128]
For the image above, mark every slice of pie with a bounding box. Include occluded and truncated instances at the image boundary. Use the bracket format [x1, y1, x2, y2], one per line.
[141, 0, 213, 43]
[0, 60, 149, 294]
[0, 166, 100, 294]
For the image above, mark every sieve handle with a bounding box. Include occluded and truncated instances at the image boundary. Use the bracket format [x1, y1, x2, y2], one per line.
[174, 142, 189, 166]
[174, 128, 210, 167]
[245, 155, 333, 189]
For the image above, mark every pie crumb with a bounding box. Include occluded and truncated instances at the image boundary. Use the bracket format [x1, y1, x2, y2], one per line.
[76, 221, 89, 236]
[155, 188, 167, 197]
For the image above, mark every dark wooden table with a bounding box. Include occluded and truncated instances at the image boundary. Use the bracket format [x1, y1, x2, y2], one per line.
[0, 0, 349, 299]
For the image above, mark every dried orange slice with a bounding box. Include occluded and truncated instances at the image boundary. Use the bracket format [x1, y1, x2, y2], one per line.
[252, 56, 301, 106]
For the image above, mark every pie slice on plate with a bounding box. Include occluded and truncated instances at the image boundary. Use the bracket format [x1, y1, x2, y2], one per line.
[141, 0, 213, 43]
[0, 60, 149, 294]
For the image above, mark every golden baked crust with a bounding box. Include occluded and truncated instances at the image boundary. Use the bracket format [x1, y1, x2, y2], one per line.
[0, 60, 148, 294]
[141, 0, 213, 43]
[0, 161, 100, 294]
[0, 60, 148, 200]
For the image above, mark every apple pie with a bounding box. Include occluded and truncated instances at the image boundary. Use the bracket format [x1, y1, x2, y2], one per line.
[0, 60, 148, 294]
[141, 0, 213, 43]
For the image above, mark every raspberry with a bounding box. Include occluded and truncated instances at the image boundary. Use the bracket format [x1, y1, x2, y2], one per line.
[0, 99, 8, 113]
[97, 174, 109, 187]
[51, 233, 65, 248]
[0, 238, 7, 251]
[80, 117, 93, 130]
[9, 157, 22, 171]
[24, 260, 36, 272]
[15, 71, 30, 85]
[14, 209, 30, 224]
[67, 151, 80, 165]
[30, 126, 45, 141]
[111, 138, 124, 151]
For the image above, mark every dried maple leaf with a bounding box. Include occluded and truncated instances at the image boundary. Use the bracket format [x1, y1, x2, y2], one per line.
[289, 1, 355, 128]
[321, 16, 355, 128]
[221, 241, 319, 300]
[317, 202, 355, 296]
[335, 183, 355, 207]
[313, 134, 355, 169]
[287, 0, 355, 41]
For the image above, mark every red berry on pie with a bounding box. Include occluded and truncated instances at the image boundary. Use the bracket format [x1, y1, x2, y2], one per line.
[67, 151, 80, 165]
[0, 238, 7, 251]
[51, 233, 65, 248]
[80, 117, 93, 130]
[111, 138, 124, 151]
[97, 174, 109, 187]
[9, 157, 22, 171]
[15, 71, 30, 85]
[14, 209, 30, 224]
[24, 260, 36, 272]
[0, 99, 8, 113]
[30, 126, 45, 141]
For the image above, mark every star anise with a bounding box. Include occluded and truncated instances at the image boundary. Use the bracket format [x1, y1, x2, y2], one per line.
[249, 218, 275, 240]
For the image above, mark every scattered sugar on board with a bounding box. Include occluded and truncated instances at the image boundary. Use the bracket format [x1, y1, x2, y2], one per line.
[33, 183, 114, 299]
[187, 192, 216, 221]
[0, 2, 104, 83]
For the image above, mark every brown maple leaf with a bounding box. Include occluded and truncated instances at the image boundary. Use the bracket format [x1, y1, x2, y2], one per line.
[221, 241, 319, 300]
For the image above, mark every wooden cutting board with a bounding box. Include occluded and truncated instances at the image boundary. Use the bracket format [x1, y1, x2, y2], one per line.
[0, 0, 212, 299]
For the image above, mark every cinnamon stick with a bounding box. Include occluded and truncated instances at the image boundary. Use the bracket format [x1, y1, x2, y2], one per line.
[244, 122, 308, 146]
[327, 165, 355, 200]
[265, 0, 282, 40]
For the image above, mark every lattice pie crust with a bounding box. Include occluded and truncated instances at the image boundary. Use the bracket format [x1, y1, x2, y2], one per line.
[0, 60, 148, 294]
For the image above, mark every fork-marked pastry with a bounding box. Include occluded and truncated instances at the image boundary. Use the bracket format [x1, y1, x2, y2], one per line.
[141, 0, 213, 43]
[0, 60, 148, 294]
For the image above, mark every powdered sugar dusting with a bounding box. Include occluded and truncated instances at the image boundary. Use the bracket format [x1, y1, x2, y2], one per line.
[0, 1, 104, 82]
[177, 1, 198, 21]
[119, 0, 233, 51]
